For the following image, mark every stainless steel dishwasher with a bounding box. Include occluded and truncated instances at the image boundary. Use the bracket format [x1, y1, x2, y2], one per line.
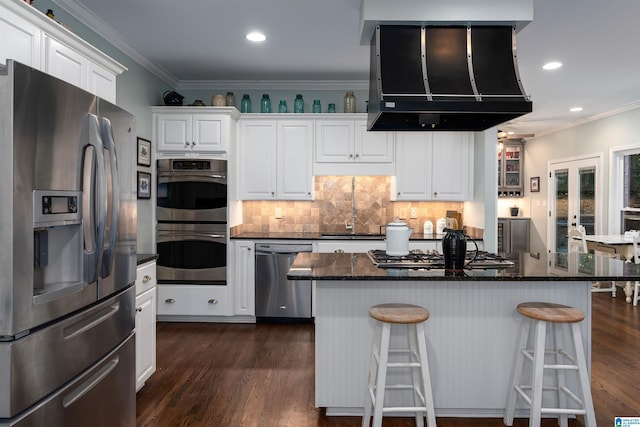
[255, 243, 313, 319]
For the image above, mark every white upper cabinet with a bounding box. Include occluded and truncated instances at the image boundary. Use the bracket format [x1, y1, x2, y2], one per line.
[0, 1, 125, 103]
[153, 107, 238, 156]
[239, 118, 314, 200]
[314, 116, 394, 176]
[393, 132, 474, 201]
[0, 6, 41, 69]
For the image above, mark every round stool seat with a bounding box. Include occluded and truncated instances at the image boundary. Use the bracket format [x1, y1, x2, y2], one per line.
[517, 302, 584, 323]
[369, 303, 429, 324]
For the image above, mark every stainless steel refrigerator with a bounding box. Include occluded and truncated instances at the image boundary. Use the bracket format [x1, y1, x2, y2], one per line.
[0, 60, 137, 426]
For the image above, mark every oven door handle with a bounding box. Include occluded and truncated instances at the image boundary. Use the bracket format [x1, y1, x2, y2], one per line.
[157, 172, 226, 183]
[157, 232, 226, 241]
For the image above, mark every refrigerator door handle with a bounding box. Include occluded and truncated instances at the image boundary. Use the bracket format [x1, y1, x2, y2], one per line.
[99, 117, 120, 278]
[81, 114, 107, 284]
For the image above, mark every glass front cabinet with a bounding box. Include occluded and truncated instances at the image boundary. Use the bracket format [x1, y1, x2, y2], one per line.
[498, 140, 524, 197]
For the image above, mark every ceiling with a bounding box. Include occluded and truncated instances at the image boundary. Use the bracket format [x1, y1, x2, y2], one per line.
[56, 0, 640, 138]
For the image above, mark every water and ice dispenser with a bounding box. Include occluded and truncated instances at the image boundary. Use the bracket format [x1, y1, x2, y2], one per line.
[33, 190, 84, 303]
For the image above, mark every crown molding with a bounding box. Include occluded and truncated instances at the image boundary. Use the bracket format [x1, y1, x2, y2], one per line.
[177, 80, 369, 91]
[52, 0, 178, 87]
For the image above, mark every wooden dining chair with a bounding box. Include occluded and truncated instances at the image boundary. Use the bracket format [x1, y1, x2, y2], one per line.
[568, 226, 617, 297]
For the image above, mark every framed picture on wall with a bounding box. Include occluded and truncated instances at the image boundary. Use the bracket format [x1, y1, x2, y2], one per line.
[137, 171, 151, 199]
[530, 176, 540, 192]
[137, 137, 151, 167]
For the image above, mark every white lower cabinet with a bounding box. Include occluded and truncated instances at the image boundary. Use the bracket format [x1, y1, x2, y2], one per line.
[135, 261, 157, 392]
[157, 285, 229, 316]
[232, 241, 255, 316]
[393, 132, 474, 201]
[239, 118, 313, 200]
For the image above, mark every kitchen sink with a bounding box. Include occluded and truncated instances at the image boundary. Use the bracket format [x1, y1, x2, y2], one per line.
[320, 232, 384, 240]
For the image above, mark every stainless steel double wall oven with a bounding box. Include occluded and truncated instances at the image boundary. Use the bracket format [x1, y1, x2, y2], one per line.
[156, 159, 228, 285]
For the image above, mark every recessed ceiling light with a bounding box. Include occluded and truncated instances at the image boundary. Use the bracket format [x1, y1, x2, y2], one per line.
[246, 32, 266, 42]
[570, 107, 583, 112]
[542, 61, 562, 70]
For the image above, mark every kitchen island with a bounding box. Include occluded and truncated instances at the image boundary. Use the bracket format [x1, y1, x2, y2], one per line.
[288, 251, 640, 418]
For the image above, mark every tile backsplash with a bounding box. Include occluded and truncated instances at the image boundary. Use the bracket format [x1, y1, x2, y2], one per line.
[241, 176, 464, 234]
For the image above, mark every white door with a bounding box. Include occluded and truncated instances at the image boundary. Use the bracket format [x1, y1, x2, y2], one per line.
[239, 121, 277, 199]
[548, 156, 600, 253]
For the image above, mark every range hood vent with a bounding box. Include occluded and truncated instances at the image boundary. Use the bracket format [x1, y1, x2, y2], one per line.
[368, 25, 532, 132]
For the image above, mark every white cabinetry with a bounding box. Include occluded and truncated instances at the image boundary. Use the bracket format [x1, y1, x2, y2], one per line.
[239, 118, 314, 200]
[232, 241, 255, 316]
[157, 285, 229, 317]
[135, 260, 157, 392]
[393, 132, 474, 201]
[153, 107, 239, 156]
[0, 1, 125, 103]
[0, 6, 41, 69]
[314, 116, 394, 176]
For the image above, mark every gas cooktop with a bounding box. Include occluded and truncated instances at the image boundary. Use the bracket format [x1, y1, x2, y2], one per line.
[367, 249, 515, 270]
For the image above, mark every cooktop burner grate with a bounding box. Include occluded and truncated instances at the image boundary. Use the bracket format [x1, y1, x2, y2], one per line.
[367, 249, 514, 269]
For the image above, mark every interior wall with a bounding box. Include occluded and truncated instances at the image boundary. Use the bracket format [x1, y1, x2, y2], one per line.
[524, 107, 640, 254]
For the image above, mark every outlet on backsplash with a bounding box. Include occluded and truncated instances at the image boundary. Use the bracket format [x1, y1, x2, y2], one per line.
[410, 208, 418, 218]
[274, 207, 282, 219]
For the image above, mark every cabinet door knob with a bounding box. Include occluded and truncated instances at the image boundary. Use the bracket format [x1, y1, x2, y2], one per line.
[142, 275, 152, 283]
[208, 299, 218, 304]
[433, 192, 438, 197]
[165, 298, 175, 304]
[349, 154, 354, 158]
[192, 141, 197, 146]
[136, 306, 143, 312]
[355, 153, 360, 158]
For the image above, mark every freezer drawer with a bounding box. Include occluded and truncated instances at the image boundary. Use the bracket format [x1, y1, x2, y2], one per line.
[0, 334, 135, 427]
[0, 286, 135, 418]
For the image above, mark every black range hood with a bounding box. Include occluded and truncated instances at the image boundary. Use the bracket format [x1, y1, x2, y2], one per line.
[368, 25, 532, 132]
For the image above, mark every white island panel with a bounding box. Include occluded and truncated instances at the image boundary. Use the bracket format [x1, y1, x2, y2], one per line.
[315, 279, 591, 417]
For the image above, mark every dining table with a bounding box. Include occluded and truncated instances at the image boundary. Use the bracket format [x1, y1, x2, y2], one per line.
[583, 234, 638, 302]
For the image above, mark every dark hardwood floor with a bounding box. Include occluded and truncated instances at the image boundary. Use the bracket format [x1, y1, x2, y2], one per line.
[136, 292, 640, 426]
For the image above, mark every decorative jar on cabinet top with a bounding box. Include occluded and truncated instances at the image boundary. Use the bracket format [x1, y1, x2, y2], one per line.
[241, 94, 251, 113]
[225, 92, 236, 107]
[294, 94, 304, 113]
[344, 91, 356, 113]
[260, 94, 271, 113]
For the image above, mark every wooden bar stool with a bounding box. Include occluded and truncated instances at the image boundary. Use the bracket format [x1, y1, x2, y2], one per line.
[362, 303, 436, 427]
[504, 302, 596, 427]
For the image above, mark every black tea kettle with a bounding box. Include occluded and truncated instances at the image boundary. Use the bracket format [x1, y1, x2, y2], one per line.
[442, 229, 478, 270]
[163, 90, 184, 106]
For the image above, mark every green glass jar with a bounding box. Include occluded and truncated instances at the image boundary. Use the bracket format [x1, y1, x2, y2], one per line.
[312, 100, 321, 113]
[260, 94, 271, 113]
[294, 94, 304, 113]
[278, 100, 288, 113]
[240, 94, 251, 113]
[328, 103, 336, 113]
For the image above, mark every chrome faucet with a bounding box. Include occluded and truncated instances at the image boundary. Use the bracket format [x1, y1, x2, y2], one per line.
[345, 176, 356, 234]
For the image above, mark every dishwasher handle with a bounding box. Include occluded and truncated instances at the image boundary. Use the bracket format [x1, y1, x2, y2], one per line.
[255, 244, 312, 255]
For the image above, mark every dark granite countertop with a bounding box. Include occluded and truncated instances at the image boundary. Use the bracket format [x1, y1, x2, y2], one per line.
[231, 231, 483, 241]
[287, 252, 640, 281]
[137, 253, 158, 265]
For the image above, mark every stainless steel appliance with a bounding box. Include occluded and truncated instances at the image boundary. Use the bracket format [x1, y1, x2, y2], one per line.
[498, 218, 530, 253]
[367, 249, 514, 269]
[255, 243, 312, 319]
[156, 158, 227, 223]
[156, 222, 227, 284]
[156, 158, 228, 285]
[0, 60, 136, 426]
